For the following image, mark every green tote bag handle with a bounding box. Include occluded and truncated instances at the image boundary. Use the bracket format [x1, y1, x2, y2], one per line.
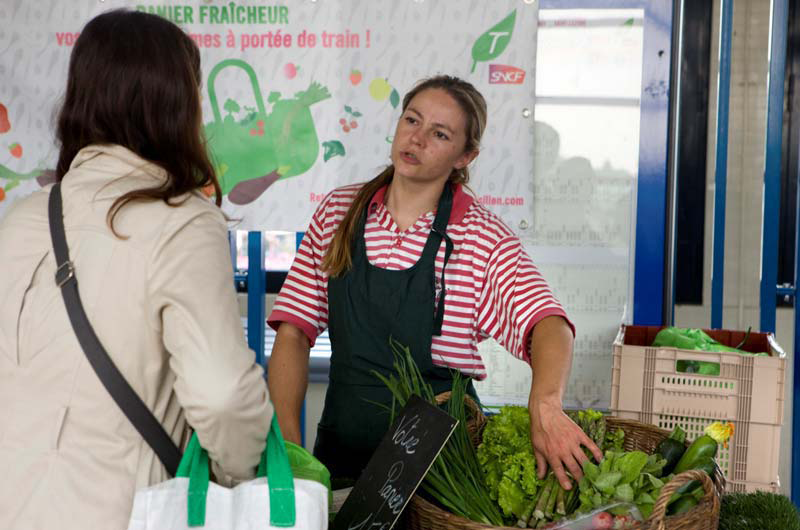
[176, 415, 296, 527]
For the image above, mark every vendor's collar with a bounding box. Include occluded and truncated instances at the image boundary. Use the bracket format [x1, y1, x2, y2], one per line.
[369, 182, 473, 225]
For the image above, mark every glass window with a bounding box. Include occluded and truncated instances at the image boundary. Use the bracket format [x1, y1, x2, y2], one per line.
[234, 230, 297, 271]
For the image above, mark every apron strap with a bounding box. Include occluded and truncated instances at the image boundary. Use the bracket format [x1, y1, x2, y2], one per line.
[431, 227, 453, 336]
[430, 184, 454, 336]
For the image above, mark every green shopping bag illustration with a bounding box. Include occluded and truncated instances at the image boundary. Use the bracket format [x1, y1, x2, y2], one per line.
[204, 59, 331, 205]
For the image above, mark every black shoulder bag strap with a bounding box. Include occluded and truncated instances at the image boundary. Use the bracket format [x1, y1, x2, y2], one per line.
[48, 182, 182, 476]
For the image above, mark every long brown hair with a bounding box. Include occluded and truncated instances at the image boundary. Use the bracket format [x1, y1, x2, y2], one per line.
[55, 9, 220, 237]
[322, 75, 487, 277]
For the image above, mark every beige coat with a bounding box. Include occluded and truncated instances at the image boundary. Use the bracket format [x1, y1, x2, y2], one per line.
[0, 145, 272, 530]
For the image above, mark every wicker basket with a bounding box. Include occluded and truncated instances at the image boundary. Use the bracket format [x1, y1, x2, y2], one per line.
[404, 401, 723, 530]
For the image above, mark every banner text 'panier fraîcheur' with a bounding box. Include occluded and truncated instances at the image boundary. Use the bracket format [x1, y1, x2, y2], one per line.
[135, 4, 288, 26]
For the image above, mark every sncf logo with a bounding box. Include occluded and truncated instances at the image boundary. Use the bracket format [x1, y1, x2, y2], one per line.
[489, 65, 526, 84]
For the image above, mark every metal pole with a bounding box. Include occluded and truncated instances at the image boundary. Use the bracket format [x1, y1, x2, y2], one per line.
[793, 133, 800, 507]
[664, 0, 685, 326]
[296, 231, 307, 447]
[632, 0, 673, 326]
[760, 0, 789, 334]
[247, 231, 266, 366]
[228, 230, 238, 273]
[711, 0, 734, 329]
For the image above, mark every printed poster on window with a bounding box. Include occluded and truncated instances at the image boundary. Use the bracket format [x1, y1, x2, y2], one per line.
[0, 0, 538, 232]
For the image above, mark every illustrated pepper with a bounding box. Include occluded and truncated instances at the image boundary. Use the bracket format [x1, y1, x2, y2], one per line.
[654, 425, 686, 475]
[673, 422, 734, 474]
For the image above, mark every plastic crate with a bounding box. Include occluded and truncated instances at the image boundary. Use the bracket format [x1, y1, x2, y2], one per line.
[727, 478, 781, 494]
[610, 324, 786, 493]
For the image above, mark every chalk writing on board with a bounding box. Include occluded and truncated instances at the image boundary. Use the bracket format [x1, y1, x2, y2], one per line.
[331, 394, 457, 530]
[392, 413, 420, 454]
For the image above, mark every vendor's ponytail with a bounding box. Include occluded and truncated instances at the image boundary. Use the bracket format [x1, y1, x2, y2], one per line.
[322, 167, 393, 277]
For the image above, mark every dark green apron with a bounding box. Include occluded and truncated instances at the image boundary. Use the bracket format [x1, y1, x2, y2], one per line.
[314, 183, 475, 481]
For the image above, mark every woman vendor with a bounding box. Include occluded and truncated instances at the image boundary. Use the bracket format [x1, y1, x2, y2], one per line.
[267, 75, 602, 489]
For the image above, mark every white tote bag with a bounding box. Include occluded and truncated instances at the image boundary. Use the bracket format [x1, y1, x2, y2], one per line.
[127, 415, 329, 529]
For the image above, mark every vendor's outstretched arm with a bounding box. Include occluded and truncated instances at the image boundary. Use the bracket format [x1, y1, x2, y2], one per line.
[267, 322, 311, 446]
[527, 315, 603, 490]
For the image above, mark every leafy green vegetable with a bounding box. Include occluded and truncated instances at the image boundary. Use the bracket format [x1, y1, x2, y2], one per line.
[577, 449, 667, 520]
[615, 483, 634, 503]
[605, 427, 626, 452]
[616, 451, 648, 484]
[642, 453, 668, 476]
[476, 405, 540, 521]
[476, 406, 620, 526]
[594, 471, 622, 494]
[583, 460, 600, 482]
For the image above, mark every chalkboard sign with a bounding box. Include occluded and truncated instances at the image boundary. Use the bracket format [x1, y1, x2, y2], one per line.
[331, 394, 458, 530]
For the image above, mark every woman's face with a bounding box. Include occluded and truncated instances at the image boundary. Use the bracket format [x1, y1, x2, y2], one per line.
[390, 88, 478, 186]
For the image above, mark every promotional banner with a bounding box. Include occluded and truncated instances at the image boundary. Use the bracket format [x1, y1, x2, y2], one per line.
[1, 1, 648, 412]
[0, 0, 538, 231]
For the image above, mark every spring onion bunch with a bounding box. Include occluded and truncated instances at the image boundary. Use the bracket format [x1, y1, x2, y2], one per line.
[372, 337, 505, 525]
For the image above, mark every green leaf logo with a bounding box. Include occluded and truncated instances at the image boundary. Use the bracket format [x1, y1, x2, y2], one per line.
[471, 10, 517, 73]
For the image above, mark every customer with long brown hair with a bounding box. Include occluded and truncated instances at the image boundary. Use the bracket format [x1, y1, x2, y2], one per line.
[268, 75, 602, 489]
[0, 10, 271, 529]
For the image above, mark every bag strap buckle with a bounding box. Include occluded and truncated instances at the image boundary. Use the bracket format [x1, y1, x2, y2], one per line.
[55, 260, 75, 288]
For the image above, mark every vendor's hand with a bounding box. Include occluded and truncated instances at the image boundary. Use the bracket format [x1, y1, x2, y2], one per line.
[529, 397, 603, 490]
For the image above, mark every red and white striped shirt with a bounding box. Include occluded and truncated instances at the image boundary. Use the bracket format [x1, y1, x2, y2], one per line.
[268, 183, 573, 380]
